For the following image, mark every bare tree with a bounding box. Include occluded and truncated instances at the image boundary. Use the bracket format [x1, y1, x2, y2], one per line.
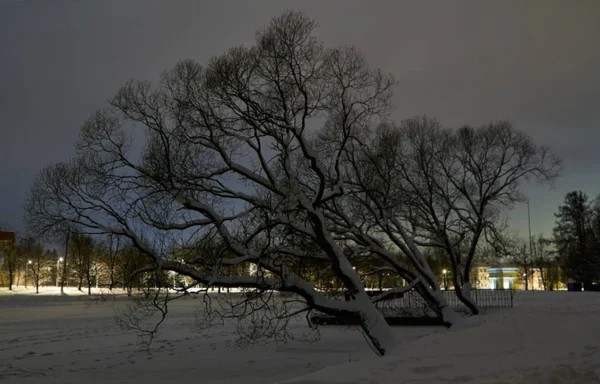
[24, 11, 475, 355]
[531, 234, 560, 290]
[361, 118, 560, 313]
[70, 233, 97, 295]
[60, 226, 71, 294]
[18, 237, 51, 294]
[104, 233, 121, 289]
[512, 242, 531, 290]
[553, 191, 600, 288]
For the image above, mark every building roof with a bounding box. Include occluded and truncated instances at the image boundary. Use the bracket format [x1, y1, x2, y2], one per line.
[0, 231, 16, 244]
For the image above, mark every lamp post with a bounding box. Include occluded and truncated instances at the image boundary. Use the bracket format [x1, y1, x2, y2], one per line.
[26, 260, 32, 288]
[523, 272, 527, 291]
[443, 269, 448, 290]
[56, 257, 63, 287]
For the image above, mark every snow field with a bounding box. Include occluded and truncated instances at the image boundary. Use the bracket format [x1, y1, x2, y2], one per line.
[1, 288, 599, 383]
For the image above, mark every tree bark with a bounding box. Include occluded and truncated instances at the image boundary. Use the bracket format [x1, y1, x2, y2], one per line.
[453, 269, 479, 315]
[8, 262, 14, 291]
[413, 281, 463, 325]
[354, 292, 396, 355]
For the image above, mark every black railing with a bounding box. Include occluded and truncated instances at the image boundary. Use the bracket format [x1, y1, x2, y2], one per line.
[311, 289, 515, 325]
[373, 288, 514, 316]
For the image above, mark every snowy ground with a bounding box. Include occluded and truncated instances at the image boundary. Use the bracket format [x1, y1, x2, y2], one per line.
[1, 288, 599, 383]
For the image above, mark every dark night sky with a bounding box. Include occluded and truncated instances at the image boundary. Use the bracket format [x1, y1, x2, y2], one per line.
[1, 0, 599, 239]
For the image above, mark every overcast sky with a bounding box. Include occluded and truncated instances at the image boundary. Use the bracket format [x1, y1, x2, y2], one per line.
[1, 0, 599, 239]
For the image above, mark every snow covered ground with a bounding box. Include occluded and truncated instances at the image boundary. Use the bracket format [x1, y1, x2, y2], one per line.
[1, 288, 599, 383]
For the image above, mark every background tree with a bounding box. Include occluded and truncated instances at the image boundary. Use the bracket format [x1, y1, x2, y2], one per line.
[102, 233, 121, 289]
[70, 233, 96, 294]
[18, 237, 51, 294]
[359, 118, 560, 312]
[553, 191, 600, 288]
[511, 242, 531, 290]
[531, 234, 561, 290]
[117, 243, 151, 294]
[58, 225, 72, 294]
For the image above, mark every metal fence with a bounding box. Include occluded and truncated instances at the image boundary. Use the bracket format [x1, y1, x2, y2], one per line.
[374, 289, 514, 316]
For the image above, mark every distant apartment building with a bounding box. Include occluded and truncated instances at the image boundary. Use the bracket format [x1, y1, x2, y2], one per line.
[0, 231, 16, 287]
[0, 231, 16, 261]
[439, 263, 561, 291]
[473, 264, 556, 290]
[471, 265, 491, 289]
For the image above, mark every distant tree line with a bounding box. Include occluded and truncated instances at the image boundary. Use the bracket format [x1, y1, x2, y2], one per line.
[552, 191, 600, 289]
[0, 230, 170, 293]
[497, 190, 600, 291]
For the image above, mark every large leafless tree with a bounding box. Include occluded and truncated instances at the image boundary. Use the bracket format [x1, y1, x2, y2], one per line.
[363, 118, 560, 313]
[24, 11, 561, 354]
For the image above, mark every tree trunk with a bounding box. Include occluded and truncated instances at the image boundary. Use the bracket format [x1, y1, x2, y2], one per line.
[539, 265, 547, 291]
[353, 292, 396, 355]
[413, 281, 462, 326]
[8, 262, 14, 291]
[109, 260, 115, 290]
[454, 269, 479, 315]
[78, 270, 83, 291]
[36, 263, 40, 294]
[86, 264, 92, 295]
[61, 232, 69, 294]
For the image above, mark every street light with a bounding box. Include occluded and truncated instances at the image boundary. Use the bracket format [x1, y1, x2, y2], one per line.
[56, 257, 63, 287]
[25, 260, 32, 288]
[442, 269, 448, 290]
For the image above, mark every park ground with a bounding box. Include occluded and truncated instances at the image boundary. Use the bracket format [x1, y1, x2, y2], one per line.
[1, 288, 599, 383]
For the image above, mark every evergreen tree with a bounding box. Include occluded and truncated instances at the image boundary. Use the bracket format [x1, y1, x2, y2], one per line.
[553, 191, 600, 286]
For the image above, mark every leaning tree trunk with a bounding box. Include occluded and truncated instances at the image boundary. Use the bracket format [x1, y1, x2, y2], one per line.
[451, 266, 479, 315]
[412, 281, 463, 326]
[350, 291, 397, 355]
[455, 281, 478, 315]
